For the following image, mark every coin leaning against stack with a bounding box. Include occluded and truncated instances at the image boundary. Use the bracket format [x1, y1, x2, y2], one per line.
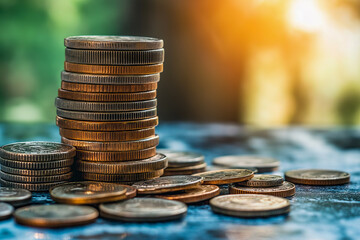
[56, 36, 167, 183]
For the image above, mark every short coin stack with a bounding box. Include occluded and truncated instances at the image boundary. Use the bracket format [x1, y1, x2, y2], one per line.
[56, 36, 166, 183]
[0, 142, 75, 191]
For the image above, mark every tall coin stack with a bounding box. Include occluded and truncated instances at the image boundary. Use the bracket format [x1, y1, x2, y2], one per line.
[56, 36, 167, 184]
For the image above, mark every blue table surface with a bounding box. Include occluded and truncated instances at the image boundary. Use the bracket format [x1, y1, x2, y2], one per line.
[0, 123, 359, 240]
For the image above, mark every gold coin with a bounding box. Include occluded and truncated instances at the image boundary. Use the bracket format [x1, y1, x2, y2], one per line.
[236, 174, 284, 187]
[76, 147, 156, 161]
[192, 169, 254, 185]
[50, 181, 127, 204]
[58, 89, 156, 102]
[229, 181, 296, 198]
[61, 81, 158, 93]
[64, 62, 163, 75]
[56, 116, 158, 131]
[212, 156, 279, 173]
[0, 187, 32, 207]
[133, 175, 203, 194]
[80, 169, 163, 182]
[210, 194, 290, 218]
[285, 169, 350, 185]
[0, 202, 14, 220]
[1, 165, 71, 176]
[76, 153, 167, 174]
[14, 204, 98, 228]
[0, 179, 67, 192]
[99, 198, 187, 222]
[157, 150, 205, 167]
[155, 185, 220, 203]
[0, 157, 74, 170]
[0, 171, 73, 183]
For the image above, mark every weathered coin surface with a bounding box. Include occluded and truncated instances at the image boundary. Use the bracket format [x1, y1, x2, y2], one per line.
[64, 36, 163, 50]
[76, 147, 156, 161]
[157, 150, 205, 167]
[61, 81, 158, 93]
[0, 171, 73, 183]
[0, 142, 76, 161]
[133, 175, 203, 194]
[0, 179, 67, 192]
[285, 169, 350, 185]
[0, 202, 14, 220]
[237, 174, 284, 187]
[50, 182, 127, 204]
[14, 204, 98, 228]
[229, 181, 295, 197]
[210, 194, 290, 218]
[0, 157, 74, 169]
[212, 156, 279, 173]
[0, 187, 32, 207]
[155, 185, 220, 203]
[1, 165, 71, 176]
[80, 170, 163, 182]
[192, 169, 254, 185]
[100, 198, 186, 222]
[65, 48, 164, 65]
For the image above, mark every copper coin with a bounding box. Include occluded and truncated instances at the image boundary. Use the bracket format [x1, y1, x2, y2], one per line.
[212, 156, 279, 173]
[1, 165, 71, 176]
[229, 181, 296, 198]
[0, 171, 73, 183]
[61, 81, 158, 93]
[80, 169, 164, 182]
[236, 174, 284, 187]
[285, 169, 350, 185]
[0, 202, 14, 220]
[155, 185, 220, 203]
[0, 187, 32, 207]
[165, 162, 207, 172]
[0, 157, 74, 170]
[0, 179, 67, 192]
[76, 147, 156, 161]
[192, 169, 254, 185]
[157, 150, 205, 168]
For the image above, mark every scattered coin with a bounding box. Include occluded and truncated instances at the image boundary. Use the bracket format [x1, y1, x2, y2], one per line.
[50, 182, 127, 204]
[0, 187, 32, 207]
[14, 204, 98, 228]
[76, 147, 156, 161]
[193, 169, 254, 185]
[155, 185, 220, 203]
[99, 198, 186, 222]
[213, 156, 280, 173]
[285, 169, 350, 185]
[236, 174, 284, 187]
[229, 181, 296, 197]
[80, 169, 163, 182]
[0, 179, 67, 192]
[0, 202, 14, 220]
[210, 194, 290, 218]
[0, 171, 73, 183]
[133, 175, 203, 194]
[0, 158, 74, 169]
[157, 150, 205, 167]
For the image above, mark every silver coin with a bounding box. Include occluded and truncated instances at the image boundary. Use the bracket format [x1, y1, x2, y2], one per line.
[0, 202, 14, 220]
[0, 187, 31, 207]
[157, 149, 205, 167]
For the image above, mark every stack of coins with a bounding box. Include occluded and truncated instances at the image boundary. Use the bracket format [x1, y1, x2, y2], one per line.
[0, 142, 75, 191]
[56, 36, 167, 183]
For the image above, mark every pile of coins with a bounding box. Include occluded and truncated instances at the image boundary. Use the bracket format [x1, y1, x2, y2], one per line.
[0, 142, 75, 191]
[55, 36, 167, 183]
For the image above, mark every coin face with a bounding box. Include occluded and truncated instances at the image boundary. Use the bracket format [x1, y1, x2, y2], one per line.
[157, 150, 205, 168]
[193, 169, 254, 185]
[237, 174, 284, 187]
[14, 204, 98, 228]
[99, 198, 187, 222]
[155, 185, 220, 203]
[210, 194, 290, 217]
[285, 169, 350, 185]
[133, 175, 203, 194]
[230, 181, 295, 197]
[0, 142, 76, 161]
[212, 156, 279, 173]
[0, 187, 32, 206]
[0, 202, 14, 220]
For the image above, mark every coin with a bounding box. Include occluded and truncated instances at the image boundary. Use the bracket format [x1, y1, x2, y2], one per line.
[57, 108, 157, 121]
[285, 169, 351, 185]
[58, 89, 156, 102]
[0, 187, 31, 207]
[0, 158, 74, 169]
[61, 81, 158, 93]
[229, 181, 296, 197]
[210, 194, 290, 218]
[65, 48, 164, 65]
[192, 169, 254, 185]
[0, 142, 76, 161]
[212, 156, 280, 173]
[59, 127, 155, 141]
[157, 150, 205, 167]
[133, 175, 203, 194]
[64, 62, 163, 75]
[1, 165, 71, 176]
[163, 163, 207, 176]
[0, 171, 73, 183]
[0, 179, 67, 192]
[55, 98, 157, 112]
[61, 135, 159, 151]
[61, 71, 160, 85]
[64, 36, 163, 50]
[76, 147, 156, 161]
[155, 185, 220, 203]
[50, 181, 127, 204]
[236, 174, 284, 187]
[80, 170, 163, 182]
[99, 198, 186, 222]
[0, 202, 14, 220]
[14, 204, 98, 228]
[56, 116, 158, 131]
